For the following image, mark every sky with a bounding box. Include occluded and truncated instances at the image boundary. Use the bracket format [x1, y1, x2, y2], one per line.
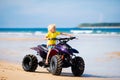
[0, 0, 120, 28]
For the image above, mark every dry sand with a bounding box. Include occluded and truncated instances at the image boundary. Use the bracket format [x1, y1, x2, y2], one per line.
[0, 61, 119, 80]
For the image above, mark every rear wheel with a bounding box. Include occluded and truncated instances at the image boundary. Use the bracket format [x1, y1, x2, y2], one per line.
[71, 57, 85, 76]
[22, 54, 38, 72]
[50, 55, 62, 75]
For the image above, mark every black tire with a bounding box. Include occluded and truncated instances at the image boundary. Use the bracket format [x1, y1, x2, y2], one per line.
[71, 57, 85, 76]
[22, 54, 38, 72]
[50, 55, 62, 75]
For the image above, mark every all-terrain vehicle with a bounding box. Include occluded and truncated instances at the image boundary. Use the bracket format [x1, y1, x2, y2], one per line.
[22, 37, 85, 76]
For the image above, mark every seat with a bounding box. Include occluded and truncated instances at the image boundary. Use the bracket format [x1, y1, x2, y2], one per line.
[39, 44, 48, 52]
[41, 44, 47, 48]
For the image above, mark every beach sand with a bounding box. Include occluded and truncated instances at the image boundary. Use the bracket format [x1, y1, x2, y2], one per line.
[0, 34, 120, 80]
[0, 61, 120, 80]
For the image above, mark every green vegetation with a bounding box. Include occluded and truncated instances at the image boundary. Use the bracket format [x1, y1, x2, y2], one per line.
[78, 23, 120, 27]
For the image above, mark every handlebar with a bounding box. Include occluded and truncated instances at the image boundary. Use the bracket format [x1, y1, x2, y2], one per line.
[48, 37, 76, 42]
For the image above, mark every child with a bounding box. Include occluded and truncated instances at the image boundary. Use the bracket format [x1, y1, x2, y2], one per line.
[45, 24, 72, 65]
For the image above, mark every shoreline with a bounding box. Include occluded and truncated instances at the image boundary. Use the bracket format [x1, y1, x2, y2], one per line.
[0, 34, 120, 39]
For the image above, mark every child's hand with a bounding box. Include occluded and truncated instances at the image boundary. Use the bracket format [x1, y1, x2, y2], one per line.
[44, 37, 48, 40]
[69, 34, 74, 37]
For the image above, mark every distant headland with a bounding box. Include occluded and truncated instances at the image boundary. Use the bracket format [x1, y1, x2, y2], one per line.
[78, 23, 120, 27]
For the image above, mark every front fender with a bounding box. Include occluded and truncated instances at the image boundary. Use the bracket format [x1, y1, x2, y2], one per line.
[67, 48, 79, 55]
[58, 48, 79, 55]
[71, 48, 79, 53]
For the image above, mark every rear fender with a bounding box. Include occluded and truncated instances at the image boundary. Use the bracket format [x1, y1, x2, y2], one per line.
[31, 47, 40, 52]
[31, 47, 47, 59]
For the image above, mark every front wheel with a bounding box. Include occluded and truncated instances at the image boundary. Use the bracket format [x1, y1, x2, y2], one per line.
[22, 54, 38, 72]
[71, 57, 85, 76]
[50, 55, 62, 75]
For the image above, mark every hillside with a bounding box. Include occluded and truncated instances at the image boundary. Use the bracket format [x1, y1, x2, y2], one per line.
[78, 23, 120, 27]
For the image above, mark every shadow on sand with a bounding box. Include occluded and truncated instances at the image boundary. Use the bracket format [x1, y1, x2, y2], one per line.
[33, 71, 120, 78]
[61, 72, 120, 78]
[33, 71, 50, 74]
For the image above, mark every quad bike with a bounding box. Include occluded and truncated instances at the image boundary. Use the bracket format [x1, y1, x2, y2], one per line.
[22, 37, 85, 76]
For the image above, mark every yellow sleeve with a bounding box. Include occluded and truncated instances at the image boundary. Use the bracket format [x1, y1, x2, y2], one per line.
[56, 31, 61, 36]
[46, 32, 49, 38]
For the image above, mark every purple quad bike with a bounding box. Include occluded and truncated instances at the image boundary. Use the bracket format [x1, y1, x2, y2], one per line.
[22, 37, 85, 76]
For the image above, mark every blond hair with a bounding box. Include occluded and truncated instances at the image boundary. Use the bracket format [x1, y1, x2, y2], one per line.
[48, 24, 56, 31]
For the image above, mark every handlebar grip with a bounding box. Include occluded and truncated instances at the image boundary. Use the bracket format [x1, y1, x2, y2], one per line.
[70, 37, 76, 40]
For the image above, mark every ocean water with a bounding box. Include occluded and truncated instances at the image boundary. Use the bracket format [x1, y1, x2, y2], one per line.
[0, 27, 120, 35]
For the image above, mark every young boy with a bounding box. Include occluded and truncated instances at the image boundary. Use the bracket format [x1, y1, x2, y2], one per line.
[45, 24, 72, 65]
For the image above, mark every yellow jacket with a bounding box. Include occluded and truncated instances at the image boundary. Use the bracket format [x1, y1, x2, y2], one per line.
[46, 31, 60, 45]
